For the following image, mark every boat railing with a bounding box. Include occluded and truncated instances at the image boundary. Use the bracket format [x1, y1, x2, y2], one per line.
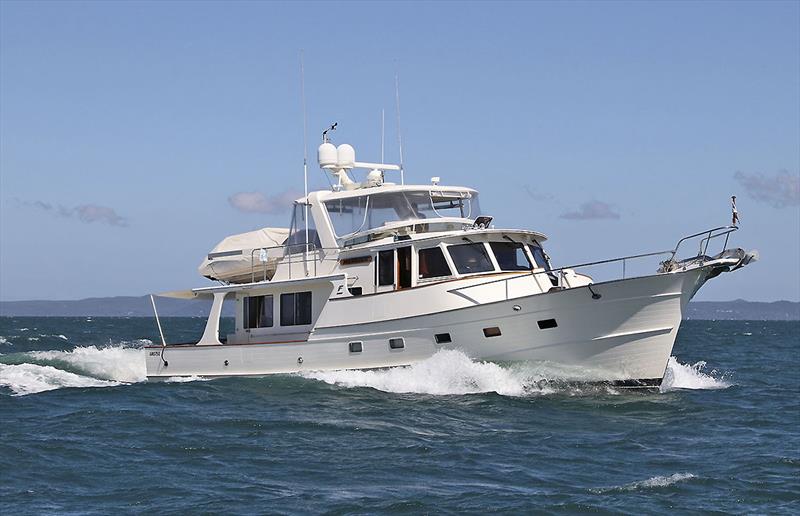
[669, 225, 738, 263]
[448, 225, 740, 294]
[249, 243, 340, 282]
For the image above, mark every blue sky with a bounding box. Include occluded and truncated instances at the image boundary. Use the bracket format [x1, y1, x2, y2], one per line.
[1, 0, 798, 302]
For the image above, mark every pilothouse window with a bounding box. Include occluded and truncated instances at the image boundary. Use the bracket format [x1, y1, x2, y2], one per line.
[528, 243, 550, 270]
[418, 247, 452, 279]
[448, 243, 494, 274]
[490, 242, 532, 271]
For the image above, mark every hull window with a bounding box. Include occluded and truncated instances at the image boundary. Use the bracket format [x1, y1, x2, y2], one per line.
[419, 247, 452, 279]
[434, 333, 452, 344]
[537, 318, 558, 330]
[448, 243, 494, 274]
[280, 291, 312, 326]
[389, 338, 405, 349]
[490, 242, 532, 271]
[483, 326, 502, 337]
[244, 295, 274, 329]
[349, 341, 363, 353]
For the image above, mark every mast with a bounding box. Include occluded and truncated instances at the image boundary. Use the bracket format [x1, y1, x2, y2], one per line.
[300, 51, 310, 270]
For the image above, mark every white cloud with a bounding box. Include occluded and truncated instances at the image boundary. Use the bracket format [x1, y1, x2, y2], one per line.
[734, 170, 799, 208]
[16, 199, 128, 227]
[228, 190, 301, 214]
[560, 200, 620, 221]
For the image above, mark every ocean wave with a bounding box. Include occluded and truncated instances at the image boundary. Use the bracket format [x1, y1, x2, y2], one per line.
[591, 472, 697, 493]
[28, 346, 147, 383]
[0, 363, 121, 396]
[659, 357, 731, 392]
[0, 345, 147, 396]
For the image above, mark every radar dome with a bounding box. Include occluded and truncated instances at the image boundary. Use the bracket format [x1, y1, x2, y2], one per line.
[337, 144, 355, 169]
[318, 142, 337, 169]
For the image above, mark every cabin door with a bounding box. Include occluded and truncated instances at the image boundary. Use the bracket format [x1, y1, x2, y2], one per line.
[376, 250, 395, 293]
[397, 246, 412, 289]
[375, 246, 412, 292]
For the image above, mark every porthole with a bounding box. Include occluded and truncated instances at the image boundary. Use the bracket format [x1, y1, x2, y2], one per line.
[537, 319, 558, 330]
[389, 338, 405, 349]
[483, 327, 502, 338]
[349, 341, 363, 353]
[434, 333, 452, 344]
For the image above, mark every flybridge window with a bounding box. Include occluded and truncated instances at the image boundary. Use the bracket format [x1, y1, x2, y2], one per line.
[490, 242, 532, 271]
[448, 243, 494, 274]
[286, 203, 322, 254]
[324, 190, 480, 238]
[244, 295, 274, 329]
[419, 247, 452, 279]
[280, 291, 312, 326]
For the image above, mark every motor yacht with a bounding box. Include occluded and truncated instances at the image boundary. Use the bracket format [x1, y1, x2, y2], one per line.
[146, 131, 756, 386]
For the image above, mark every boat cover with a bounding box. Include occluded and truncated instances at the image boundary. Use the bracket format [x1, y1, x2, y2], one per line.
[198, 227, 290, 283]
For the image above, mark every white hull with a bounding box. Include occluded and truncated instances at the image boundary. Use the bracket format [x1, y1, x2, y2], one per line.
[146, 267, 708, 384]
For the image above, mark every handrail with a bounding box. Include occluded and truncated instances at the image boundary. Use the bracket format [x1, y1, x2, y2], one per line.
[446, 250, 673, 293]
[670, 225, 738, 261]
[448, 225, 740, 294]
[249, 242, 340, 282]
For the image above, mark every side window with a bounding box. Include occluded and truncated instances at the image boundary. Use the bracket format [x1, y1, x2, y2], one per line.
[377, 250, 394, 286]
[448, 243, 494, 274]
[490, 242, 532, 271]
[528, 243, 550, 270]
[418, 247, 452, 279]
[244, 295, 274, 329]
[280, 291, 312, 326]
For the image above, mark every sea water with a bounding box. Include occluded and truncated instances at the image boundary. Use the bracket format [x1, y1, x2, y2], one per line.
[1, 318, 797, 513]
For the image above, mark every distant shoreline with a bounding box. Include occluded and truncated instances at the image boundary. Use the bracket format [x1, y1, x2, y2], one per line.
[1, 297, 797, 321]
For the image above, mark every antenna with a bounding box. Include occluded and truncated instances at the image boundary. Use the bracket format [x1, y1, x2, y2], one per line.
[381, 108, 385, 163]
[322, 122, 337, 143]
[395, 72, 405, 185]
[300, 51, 310, 261]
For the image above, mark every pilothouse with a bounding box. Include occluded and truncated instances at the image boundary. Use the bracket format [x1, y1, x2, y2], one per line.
[147, 126, 756, 387]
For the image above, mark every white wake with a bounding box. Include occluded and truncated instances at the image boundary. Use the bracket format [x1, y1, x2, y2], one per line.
[304, 350, 731, 397]
[0, 345, 147, 396]
[303, 349, 559, 396]
[1, 344, 731, 397]
[659, 356, 731, 392]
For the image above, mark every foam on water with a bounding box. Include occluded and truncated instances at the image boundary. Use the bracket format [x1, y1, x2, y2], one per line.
[0, 363, 121, 396]
[305, 350, 731, 397]
[303, 349, 558, 396]
[1, 340, 731, 397]
[659, 356, 731, 392]
[591, 472, 697, 493]
[29, 346, 147, 383]
[0, 345, 147, 396]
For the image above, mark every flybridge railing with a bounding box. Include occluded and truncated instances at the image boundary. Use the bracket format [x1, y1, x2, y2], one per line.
[448, 225, 740, 294]
[249, 243, 340, 282]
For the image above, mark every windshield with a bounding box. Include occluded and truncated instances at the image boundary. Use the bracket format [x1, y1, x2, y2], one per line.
[324, 190, 479, 238]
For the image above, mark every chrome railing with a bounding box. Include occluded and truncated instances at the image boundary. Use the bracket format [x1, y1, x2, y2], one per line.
[669, 225, 738, 262]
[249, 243, 340, 282]
[448, 225, 740, 294]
